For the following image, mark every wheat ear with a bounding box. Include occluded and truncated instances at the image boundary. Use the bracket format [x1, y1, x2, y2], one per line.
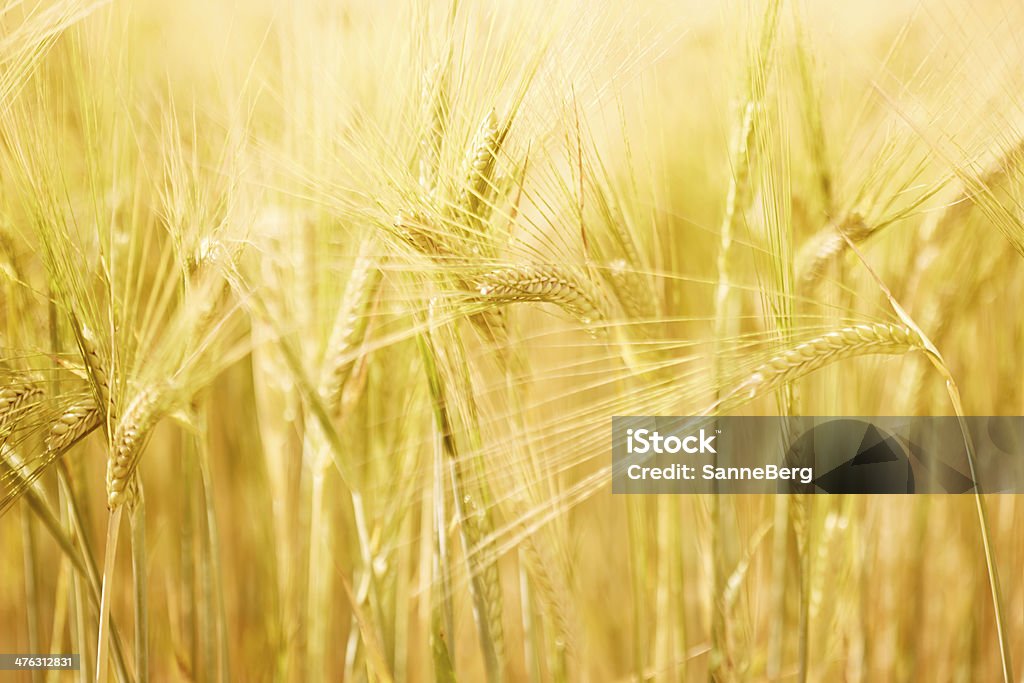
[419, 61, 448, 198]
[458, 109, 504, 223]
[706, 323, 922, 415]
[106, 387, 167, 509]
[79, 327, 112, 410]
[606, 259, 657, 320]
[319, 240, 382, 414]
[0, 381, 42, 428]
[797, 214, 871, 290]
[46, 397, 101, 453]
[475, 264, 607, 326]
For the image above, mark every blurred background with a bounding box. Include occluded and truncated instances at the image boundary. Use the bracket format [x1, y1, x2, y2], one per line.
[1, 0, 1022, 680]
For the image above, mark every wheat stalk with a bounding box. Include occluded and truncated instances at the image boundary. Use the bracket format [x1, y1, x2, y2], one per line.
[709, 6, 781, 672]
[420, 303, 506, 682]
[306, 241, 382, 677]
[453, 485, 506, 676]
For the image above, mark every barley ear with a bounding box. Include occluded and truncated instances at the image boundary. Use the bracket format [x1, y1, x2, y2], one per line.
[707, 323, 923, 416]
[458, 108, 507, 226]
[319, 239, 382, 415]
[106, 387, 167, 510]
[79, 326, 112, 412]
[474, 264, 608, 327]
[0, 381, 43, 429]
[46, 398, 101, 454]
[797, 214, 871, 290]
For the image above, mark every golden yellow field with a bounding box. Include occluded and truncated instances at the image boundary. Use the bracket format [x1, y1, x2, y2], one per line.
[1, 0, 1023, 680]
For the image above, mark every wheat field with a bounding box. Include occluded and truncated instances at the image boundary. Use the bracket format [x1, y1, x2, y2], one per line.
[1, 0, 1022, 680]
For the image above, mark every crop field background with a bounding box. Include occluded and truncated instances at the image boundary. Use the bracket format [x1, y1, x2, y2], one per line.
[1, 0, 1022, 680]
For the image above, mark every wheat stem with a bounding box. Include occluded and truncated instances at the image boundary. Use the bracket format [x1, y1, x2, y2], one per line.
[95, 507, 122, 683]
[128, 482, 148, 683]
[419, 304, 505, 682]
